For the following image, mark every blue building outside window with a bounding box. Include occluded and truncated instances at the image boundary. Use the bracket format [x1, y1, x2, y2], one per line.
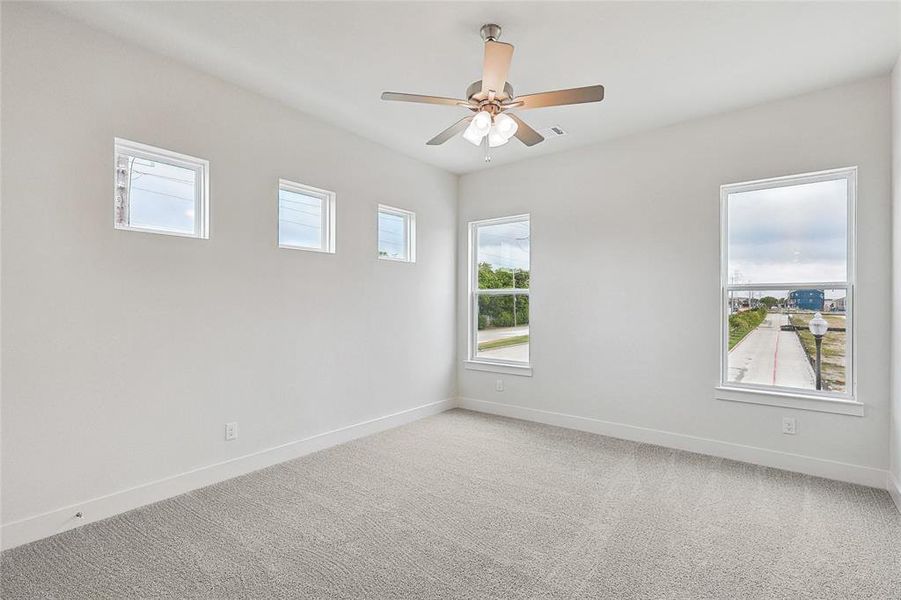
[788, 289, 824, 311]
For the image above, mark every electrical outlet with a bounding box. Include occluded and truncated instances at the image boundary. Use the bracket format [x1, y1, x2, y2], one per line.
[782, 417, 797, 435]
[496, 379, 504, 392]
[225, 422, 238, 441]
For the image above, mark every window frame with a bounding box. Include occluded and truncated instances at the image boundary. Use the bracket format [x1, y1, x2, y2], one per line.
[465, 214, 532, 376]
[277, 179, 336, 254]
[717, 167, 860, 415]
[113, 138, 209, 239]
[377, 204, 416, 263]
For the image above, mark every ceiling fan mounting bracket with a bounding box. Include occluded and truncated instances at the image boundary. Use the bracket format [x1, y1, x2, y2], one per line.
[465, 80, 514, 106]
[479, 24, 502, 42]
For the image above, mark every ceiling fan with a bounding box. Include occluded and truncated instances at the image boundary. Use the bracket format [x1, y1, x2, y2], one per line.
[381, 24, 604, 159]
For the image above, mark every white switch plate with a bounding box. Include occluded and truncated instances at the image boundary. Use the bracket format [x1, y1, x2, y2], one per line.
[782, 417, 797, 435]
[225, 422, 238, 441]
[496, 379, 504, 392]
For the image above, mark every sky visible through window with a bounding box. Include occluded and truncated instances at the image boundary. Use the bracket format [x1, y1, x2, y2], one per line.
[725, 176, 850, 395]
[477, 220, 530, 275]
[727, 179, 847, 284]
[475, 218, 530, 364]
[279, 188, 323, 249]
[128, 158, 196, 234]
[378, 211, 406, 258]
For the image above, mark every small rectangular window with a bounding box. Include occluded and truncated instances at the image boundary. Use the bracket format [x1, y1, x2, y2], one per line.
[721, 168, 855, 400]
[469, 215, 530, 367]
[114, 138, 208, 238]
[278, 179, 336, 253]
[378, 205, 415, 262]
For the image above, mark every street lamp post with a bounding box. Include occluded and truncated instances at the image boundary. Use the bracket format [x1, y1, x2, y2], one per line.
[808, 312, 829, 390]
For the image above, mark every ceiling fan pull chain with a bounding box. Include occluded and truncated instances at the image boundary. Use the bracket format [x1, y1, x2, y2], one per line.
[484, 135, 491, 163]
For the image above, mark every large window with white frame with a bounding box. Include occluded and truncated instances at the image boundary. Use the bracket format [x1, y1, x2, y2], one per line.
[114, 138, 208, 238]
[278, 179, 336, 253]
[378, 205, 415, 262]
[468, 215, 531, 370]
[720, 167, 855, 404]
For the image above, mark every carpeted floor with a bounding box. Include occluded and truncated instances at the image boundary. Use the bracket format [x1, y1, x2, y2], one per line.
[2, 409, 900, 599]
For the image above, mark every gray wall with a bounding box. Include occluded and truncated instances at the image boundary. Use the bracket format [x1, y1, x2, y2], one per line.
[892, 56, 901, 493]
[1, 4, 457, 525]
[458, 77, 892, 473]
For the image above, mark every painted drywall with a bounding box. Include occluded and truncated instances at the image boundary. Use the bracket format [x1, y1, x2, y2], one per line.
[458, 77, 893, 475]
[891, 55, 901, 499]
[1, 3, 456, 531]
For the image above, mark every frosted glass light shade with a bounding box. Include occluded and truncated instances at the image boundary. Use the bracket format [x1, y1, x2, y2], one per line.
[494, 113, 518, 139]
[463, 122, 486, 145]
[488, 125, 509, 147]
[472, 111, 492, 133]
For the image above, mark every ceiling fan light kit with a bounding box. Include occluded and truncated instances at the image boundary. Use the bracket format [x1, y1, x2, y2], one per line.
[381, 23, 605, 160]
[462, 111, 517, 148]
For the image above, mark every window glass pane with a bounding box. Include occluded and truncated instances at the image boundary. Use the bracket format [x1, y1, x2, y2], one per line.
[726, 288, 846, 393]
[727, 179, 847, 284]
[378, 211, 406, 259]
[128, 157, 196, 234]
[477, 220, 530, 289]
[476, 294, 529, 363]
[279, 188, 323, 249]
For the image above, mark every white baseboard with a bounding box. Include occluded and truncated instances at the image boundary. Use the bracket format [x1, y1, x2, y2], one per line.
[458, 397, 889, 490]
[1, 398, 455, 551]
[889, 472, 901, 514]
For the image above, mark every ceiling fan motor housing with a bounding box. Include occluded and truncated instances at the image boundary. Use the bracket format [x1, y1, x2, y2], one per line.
[466, 81, 514, 109]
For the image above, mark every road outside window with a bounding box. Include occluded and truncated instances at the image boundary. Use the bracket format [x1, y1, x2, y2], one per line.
[721, 169, 854, 399]
[470, 216, 530, 365]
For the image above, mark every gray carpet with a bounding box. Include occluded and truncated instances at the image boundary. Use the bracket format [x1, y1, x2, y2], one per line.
[2, 409, 900, 599]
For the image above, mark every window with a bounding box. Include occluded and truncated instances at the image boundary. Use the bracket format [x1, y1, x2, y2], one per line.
[719, 168, 856, 411]
[114, 138, 208, 238]
[467, 215, 531, 373]
[278, 179, 336, 253]
[378, 205, 415, 262]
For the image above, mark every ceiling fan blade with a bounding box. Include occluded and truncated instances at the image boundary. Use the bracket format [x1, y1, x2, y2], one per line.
[381, 92, 471, 107]
[507, 114, 544, 147]
[480, 41, 514, 96]
[426, 116, 473, 145]
[511, 85, 605, 110]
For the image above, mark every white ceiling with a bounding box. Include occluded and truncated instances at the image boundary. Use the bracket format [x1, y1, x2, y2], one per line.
[50, 1, 900, 174]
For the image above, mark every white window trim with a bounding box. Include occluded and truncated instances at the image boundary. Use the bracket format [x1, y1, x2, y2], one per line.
[467, 214, 532, 376]
[378, 204, 416, 263]
[113, 138, 209, 239]
[278, 179, 336, 254]
[463, 359, 532, 377]
[718, 166, 857, 415]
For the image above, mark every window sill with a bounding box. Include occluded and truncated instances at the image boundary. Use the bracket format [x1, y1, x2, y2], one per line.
[377, 256, 414, 264]
[464, 360, 532, 377]
[715, 386, 863, 416]
[115, 223, 206, 239]
[279, 244, 335, 254]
